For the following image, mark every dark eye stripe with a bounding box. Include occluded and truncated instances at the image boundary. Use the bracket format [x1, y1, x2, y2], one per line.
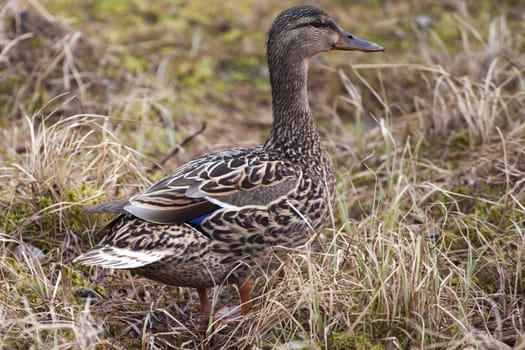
[292, 19, 333, 30]
[311, 19, 324, 28]
[290, 20, 331, 29]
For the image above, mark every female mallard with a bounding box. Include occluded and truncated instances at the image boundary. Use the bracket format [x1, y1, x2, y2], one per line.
[74, 6, 383, 319]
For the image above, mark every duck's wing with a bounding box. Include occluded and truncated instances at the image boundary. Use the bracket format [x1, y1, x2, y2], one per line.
[85, 149, 300, 224]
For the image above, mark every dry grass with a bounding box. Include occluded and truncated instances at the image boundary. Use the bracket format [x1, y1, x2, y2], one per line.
[1, 0, 525, 349]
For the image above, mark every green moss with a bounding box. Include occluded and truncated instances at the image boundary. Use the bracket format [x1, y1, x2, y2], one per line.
[27, 36, 44, 48]
[89, 0, 131, 18]
[121, 55, 149, 74]
[328, 332, 385, 350]
[67, 267, 88, 288]
[221, 28, 243, 44]
[67, 183, 100, 229]
[0, 74, 25, 95]
[0, 203, 32, 233]
[433, 14, 461, 46]
[176, 57, 217, 91]
[106, 322, 121, 337]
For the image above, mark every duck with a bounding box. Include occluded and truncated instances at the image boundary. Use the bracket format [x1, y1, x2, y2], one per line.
[74, 5, 383, 320]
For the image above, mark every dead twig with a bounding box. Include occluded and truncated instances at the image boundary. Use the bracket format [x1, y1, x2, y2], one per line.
[148, 122, 207, 173]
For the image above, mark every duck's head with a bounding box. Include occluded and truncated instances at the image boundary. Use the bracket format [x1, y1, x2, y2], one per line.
[267, 6, 383, 60]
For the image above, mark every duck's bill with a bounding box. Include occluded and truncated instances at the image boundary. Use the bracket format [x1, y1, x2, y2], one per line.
[332, 32, 384, 52]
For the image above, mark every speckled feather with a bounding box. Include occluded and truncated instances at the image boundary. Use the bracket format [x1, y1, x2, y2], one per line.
[76, 144, 332, 285]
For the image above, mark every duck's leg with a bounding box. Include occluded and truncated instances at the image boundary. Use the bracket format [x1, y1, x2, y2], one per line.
[213, 275, 253, 321]
[238, 275, 253, 315]
[196, 288, 210, 319]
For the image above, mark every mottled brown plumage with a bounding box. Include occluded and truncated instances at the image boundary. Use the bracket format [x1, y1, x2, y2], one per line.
[74, 5, 383, 319]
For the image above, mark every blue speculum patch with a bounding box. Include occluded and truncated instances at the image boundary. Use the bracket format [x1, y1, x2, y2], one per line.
[187, 212, 213, 226]
[186, 212, 215, 237]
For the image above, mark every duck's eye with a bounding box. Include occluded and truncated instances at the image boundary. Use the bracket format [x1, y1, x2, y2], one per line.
[311, 19, 325, 28]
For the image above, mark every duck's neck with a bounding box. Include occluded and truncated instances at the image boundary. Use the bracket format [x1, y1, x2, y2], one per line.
[263, 53, 321, 156]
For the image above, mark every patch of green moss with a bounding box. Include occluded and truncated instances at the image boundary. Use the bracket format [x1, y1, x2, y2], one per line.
[120, 55, 149, 74]
[4, 259, 46, 306]
[0, 73, 26, 95]
[432, 14, 461, 48]
[30, 91, 52, 114]
[347, 168, 377, 187]
[176, 56, 217, 91]
[328, 332, 385, 350]
[443, 230, 466, 250]
[0, 203, 32, 234]
[66, 183, 100, 230]
[448, 130, 471, 149]
[106, 322, 122, 337]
